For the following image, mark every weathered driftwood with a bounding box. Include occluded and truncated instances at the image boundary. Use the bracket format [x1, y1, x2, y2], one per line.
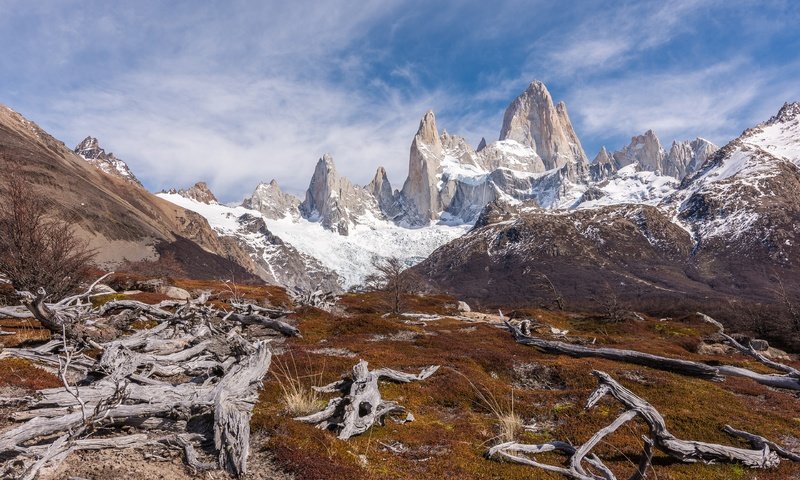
[226, 312, 301, 337]
[291, 288, 338, 311]
[489, 370, 794, 479]
[296, 360, 438, 440]
[0, 282, 288, 479]
[212, 340, 272, 476]
[505, 321, 800, 391]
[97, 300, 173, 319]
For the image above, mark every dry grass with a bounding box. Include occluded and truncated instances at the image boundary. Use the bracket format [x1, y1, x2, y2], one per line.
[452, 368, 523, 444]
[271, 352, 327, 417]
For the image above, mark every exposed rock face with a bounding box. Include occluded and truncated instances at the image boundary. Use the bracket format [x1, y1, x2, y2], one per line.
[399, 111, 444, 226]
[415, 102, 800, 324]
[300, 154, 378, 235]
[589, 146, 616, 181]
[233, 213, 343, 292]
[1, 106, 260, 279]
[612, 130, 666, 172]
[243, 179, 301, 220]
[499, 81, 588, 170]
[477, 139, 545, 173]
[366, 166, 399, 218]
[476, 137, 487, 152]
[162, 182, 219, 205]
[664, 138, 718, 179]
[74, 136, 143, 186]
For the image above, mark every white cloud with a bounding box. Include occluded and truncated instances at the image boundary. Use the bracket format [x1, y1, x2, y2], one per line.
[567, 58, 796, 149]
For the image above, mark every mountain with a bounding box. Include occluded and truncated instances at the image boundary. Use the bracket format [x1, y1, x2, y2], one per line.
[300, 154, 382, 235]
[74, 136, 143, 186]
[415, 103, 800, 325]
[399, 111, 444, 225]
[499, 80, 589, 170]
[0, 105, 262, 281]
[243, 179, 301, 220]
[605, 130, 718, 180]
[162, 181, 219, 204]
[157, 190, 343, 292]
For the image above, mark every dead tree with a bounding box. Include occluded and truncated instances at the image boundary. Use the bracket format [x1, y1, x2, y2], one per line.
[773, 275, 800, 333]
[534, 273, 565, 311]
[504, 319, 800, 391]
[363, 256, 423, 314]
[295, 360, 439, 439]
[0, 280, 300, 479]
[0, 169, 96, 299]
[488, 370, 797, 478]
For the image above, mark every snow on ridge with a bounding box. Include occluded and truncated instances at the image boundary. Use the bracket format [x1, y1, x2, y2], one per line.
[158, 193, 468, 288]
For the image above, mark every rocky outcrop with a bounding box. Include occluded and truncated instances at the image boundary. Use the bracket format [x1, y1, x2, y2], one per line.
[399, 111, 444, 226]
[499, 81, 589, 170]
[300, 154, 378, 235]
[161, 182, 219, 204]
[664, 138, 718, 179]
[589, 146, 616, 181]
[477, 139, 546, 173]
[74, 136, 142, 186]
[612, 130, 666, 173]
[366, 166, 399, 218]
[243, 179, 301, 219]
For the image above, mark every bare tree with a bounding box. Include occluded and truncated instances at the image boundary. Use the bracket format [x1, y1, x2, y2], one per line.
[0, 168, 95, 299]
[773, 275, 800, 333]
[533, 273, 564, 311]
[363, 256, 422, 314]
[591, 282, 629, 323]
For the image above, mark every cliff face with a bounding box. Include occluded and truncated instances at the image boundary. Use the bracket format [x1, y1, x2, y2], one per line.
[399, 110, 444, 226]
[499, 80, 588, 170]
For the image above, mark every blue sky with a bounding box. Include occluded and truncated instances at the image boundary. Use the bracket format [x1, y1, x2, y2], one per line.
[1, 0, 798, 201]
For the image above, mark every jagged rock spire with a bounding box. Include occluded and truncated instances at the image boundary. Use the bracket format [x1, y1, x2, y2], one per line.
[499, 80, 588, 170]
[399, 110, 443, 226]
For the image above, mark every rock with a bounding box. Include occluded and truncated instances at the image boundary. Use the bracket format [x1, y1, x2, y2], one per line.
[300, 154, 380, 235]
[399, 110, 444, 226]
[243, 179, 301, 219]
[749, 339, 769, 351]
[160, 286, 192, 300]
[457, 301, 471, 312]
[499, 80, 589, 170]
[612, 130, 666, 173]
[589, 146, 616, 181]
[181, 182, 218, 204]
[664, 138, 718, 179]
[366, 166, 399, 218]
[74, 136, 143, 186]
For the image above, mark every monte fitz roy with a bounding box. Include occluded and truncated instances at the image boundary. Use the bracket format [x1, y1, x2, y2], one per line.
[5, 78, 797, 318]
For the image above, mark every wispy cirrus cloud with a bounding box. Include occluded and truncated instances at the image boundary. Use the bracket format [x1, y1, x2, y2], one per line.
[1, 0, 797, 201]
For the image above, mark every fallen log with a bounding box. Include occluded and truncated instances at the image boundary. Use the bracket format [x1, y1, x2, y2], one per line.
[227, 312, 301, 337]
[296, 360, 438, 440]
[504, 321, 800, 391]
[488, 370, 793, 479]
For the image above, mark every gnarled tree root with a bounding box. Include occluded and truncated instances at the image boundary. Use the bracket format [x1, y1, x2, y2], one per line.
[295, 360, 439, 439]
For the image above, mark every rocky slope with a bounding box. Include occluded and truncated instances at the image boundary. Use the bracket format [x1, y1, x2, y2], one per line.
[158, 191, 343, 292]
[415, 103, 800, 325]
[0, 106, 259, 280]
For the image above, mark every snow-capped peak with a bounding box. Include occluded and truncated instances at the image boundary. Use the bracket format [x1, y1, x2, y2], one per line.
[74, 136, 142, 186]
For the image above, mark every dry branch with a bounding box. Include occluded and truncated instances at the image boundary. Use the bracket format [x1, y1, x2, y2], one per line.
[296, 360, 439, 439]
[489, 370, 794, 479]
[505, 320, 800, 391]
